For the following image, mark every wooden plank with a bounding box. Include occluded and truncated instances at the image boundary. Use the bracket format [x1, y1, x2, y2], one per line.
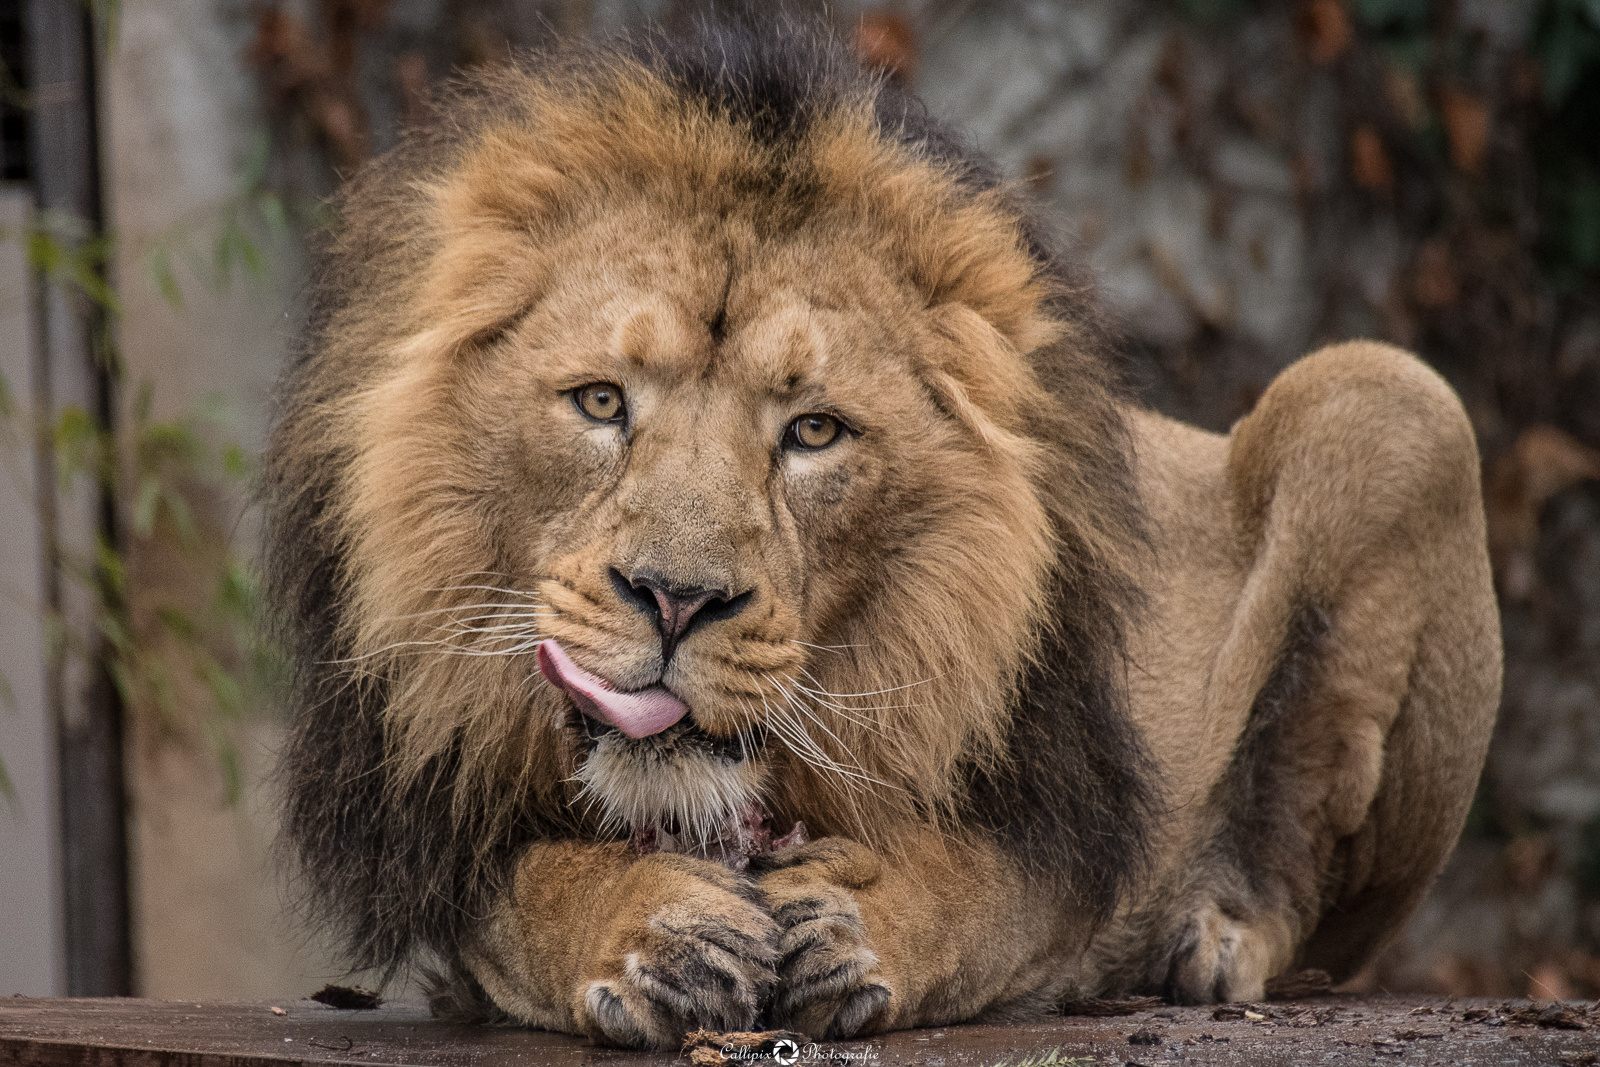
[0, 999, 643, 1067]
[1, 996, 1596, 1067]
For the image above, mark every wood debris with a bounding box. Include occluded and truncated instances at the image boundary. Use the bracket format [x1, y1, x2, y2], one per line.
[1060, 996, 1164, 1017]
[682, 1029, 809, 1062]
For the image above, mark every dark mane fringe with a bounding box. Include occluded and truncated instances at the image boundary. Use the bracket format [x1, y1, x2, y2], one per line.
[265, 14, 1157, 981]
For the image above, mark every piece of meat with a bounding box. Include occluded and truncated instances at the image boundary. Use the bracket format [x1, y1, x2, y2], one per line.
[632, 802, 807, 870]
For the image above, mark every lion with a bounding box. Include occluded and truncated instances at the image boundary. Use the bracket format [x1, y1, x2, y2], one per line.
[264, 21, 1500, 1048]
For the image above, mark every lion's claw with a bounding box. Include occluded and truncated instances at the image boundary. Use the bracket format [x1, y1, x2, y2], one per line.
[578, 858, 779, 1047]
[765, 882, 891, 1038]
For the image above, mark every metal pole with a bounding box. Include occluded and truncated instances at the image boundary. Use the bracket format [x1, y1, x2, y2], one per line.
[24, 0, 131, 997]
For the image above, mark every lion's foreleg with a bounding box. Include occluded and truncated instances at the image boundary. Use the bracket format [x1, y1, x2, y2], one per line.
[753, 831, 1068, 1039]
[462, 841, 780, 1048]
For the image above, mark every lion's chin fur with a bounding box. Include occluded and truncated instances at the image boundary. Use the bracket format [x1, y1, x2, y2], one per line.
[573, 729, 767, 854]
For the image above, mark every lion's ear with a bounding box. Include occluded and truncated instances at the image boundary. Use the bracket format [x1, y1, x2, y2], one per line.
[412, 131, 572, 356]
[908, 201, 1060, 359]
[921, 302, 1053, 450]
[809, 114, 1059, 359]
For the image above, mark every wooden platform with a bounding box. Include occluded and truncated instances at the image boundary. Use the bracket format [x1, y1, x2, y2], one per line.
[1, 995, 1593, 1066]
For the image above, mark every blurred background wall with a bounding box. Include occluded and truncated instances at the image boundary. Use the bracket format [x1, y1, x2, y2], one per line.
[1, 0, 1597, 1002]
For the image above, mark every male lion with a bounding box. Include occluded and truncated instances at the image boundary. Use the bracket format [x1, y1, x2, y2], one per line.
[266, 21, 1500, 1048]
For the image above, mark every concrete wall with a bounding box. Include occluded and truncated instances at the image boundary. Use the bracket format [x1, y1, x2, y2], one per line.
[0, 186, 64, 997]
[102, 0, 341, 998]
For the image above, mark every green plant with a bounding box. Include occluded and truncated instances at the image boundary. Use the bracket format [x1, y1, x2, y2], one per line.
[0, 133, 298, 806]
[985, 1049, 1097, 1067]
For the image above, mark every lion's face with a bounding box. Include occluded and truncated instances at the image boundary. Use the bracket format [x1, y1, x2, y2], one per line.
[418, 202, 1047, 842]
[315, 77, 1111, 854]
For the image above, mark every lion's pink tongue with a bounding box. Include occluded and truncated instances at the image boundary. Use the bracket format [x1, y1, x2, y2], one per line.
[537, 639, 688, 739]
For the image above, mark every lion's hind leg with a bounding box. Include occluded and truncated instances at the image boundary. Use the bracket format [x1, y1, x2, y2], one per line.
[1157, 341, 1501, 1002]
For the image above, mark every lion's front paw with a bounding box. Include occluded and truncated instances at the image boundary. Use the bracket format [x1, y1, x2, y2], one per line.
[577, 854, 779, 1048]
[754, 839, 893, 1039]
[766, 883, 891, 1038]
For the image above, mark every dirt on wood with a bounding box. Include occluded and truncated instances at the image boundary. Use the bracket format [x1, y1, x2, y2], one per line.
[2, 995, 1598, 1066]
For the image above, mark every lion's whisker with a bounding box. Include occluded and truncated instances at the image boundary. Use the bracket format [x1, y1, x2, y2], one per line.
[377, 600, 549, 624]
[788, 640, 862, 654]
[762, 676, 888, 791]
[780, 686, 897, 791]
[420, 583, 545, 599]
[756, 690, 841, 784]
[808, 677, 938, 699]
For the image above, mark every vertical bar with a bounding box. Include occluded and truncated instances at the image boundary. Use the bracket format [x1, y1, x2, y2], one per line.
[24, 0, 131, 997]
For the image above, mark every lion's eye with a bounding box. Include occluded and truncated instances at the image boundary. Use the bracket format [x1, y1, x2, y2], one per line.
[786, 413, 841, 451]
[574, 383, 626, 423]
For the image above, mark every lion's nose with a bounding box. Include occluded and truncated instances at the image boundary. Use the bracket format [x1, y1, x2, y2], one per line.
[609, 568, 753, 664]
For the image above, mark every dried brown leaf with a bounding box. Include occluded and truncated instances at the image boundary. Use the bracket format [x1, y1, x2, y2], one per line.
[1349, 125, 1394, 194]
[1486, 426, 1600, 585]
[852, 13, 917, 84]
[1412, 239, 1460, 309]
[1298, 0, 1351, 65]
[1265, 968, 1335, 1001]
[1439, 86, 1490, 175]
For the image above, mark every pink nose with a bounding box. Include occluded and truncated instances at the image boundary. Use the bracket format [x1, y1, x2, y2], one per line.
[536, 638, 689, 738]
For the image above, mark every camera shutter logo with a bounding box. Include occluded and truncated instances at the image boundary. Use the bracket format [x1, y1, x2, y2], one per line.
[772, 1039, 800, 1065]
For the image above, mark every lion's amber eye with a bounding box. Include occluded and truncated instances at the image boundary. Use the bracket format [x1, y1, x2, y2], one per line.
[787, 413, 841, 450]
[574, 382, 626, 423]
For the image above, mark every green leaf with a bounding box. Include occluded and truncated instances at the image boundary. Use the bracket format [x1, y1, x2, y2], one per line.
[26, 228, 64, 275]
[218, 561, 256, 618]
[133, 379, 154, 426]
[133, 473, 161, 535]
[53, 406, 101, 488]
[257, 192, 289, 239]
[238, 132, 272, 193]
[149, 246, 184, 311]
[96, 611, 130, 652]
[198, 656, 243, 717]
[162, 490, 197, 544]
[0, 755, 18, 811]
[87, 0, 123, 55]
[155, 605, 196, 641]
[95, 536, 126, 599]
[138, 420, 202, 470]
[106, 658, 136, 708]
[234, 227, 264, 278]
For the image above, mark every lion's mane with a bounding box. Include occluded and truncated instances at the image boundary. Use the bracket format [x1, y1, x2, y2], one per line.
[265, 18, 1157, 983]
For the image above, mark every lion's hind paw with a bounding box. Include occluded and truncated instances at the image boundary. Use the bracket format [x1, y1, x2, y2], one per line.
[1159, 901, 1289, 1005]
